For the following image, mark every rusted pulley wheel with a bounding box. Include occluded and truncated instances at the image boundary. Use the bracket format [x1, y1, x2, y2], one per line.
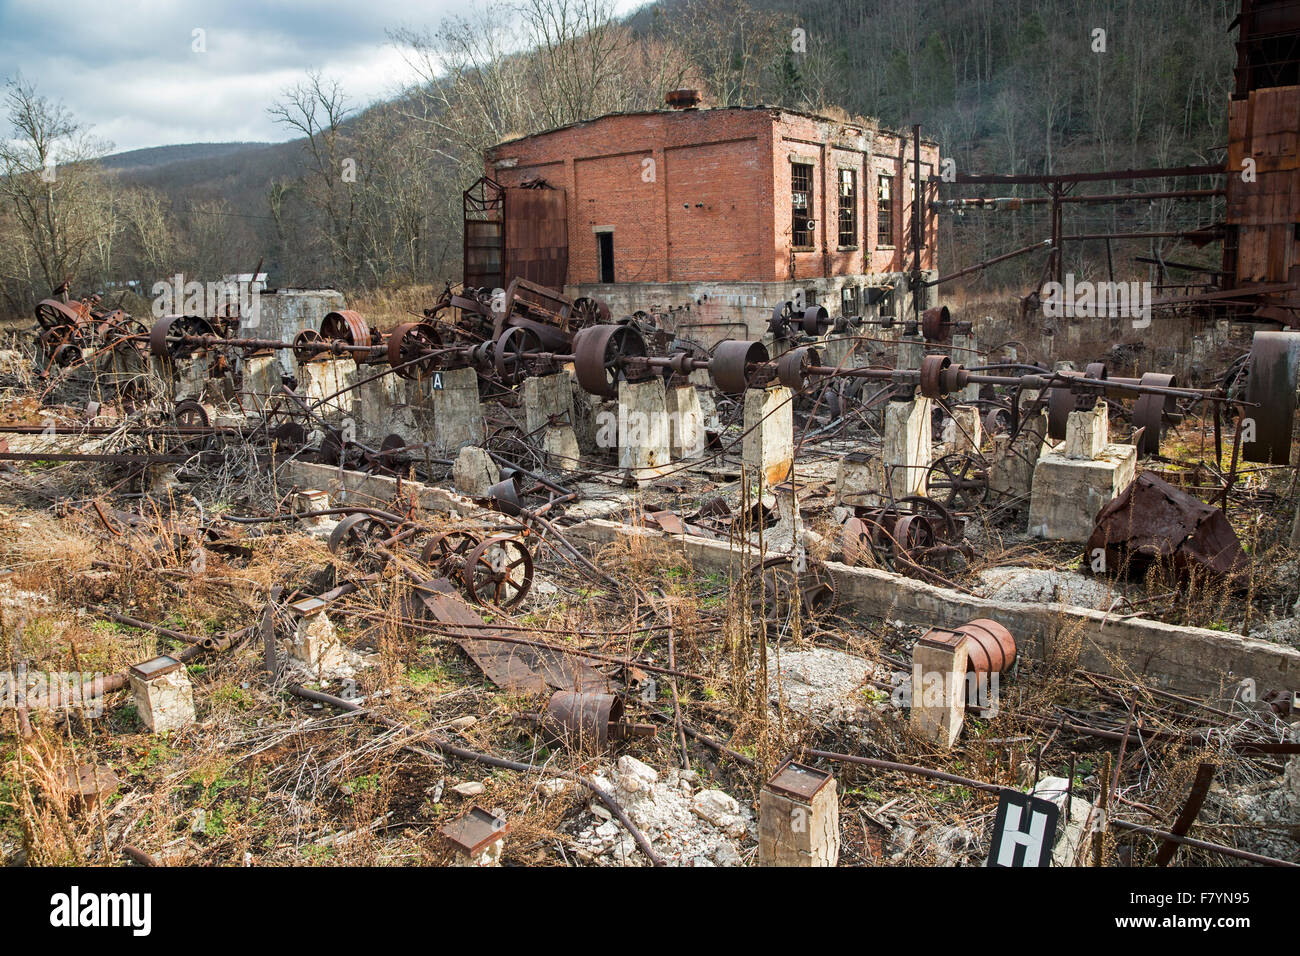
[799, 305, 829, 336]
[746, 554, 835, 628]
[493, 325, 546, 386]
[149, 315, 217, 359]
[328, 513, 393, 571]
[919, 353, 952, 398]
[462, 534, 534, 609]
[387, 321, 444, 380]
[571, 296, 611, 328]
[890, 514, 936, 564]
[419, 529, 482, 575]
[572, 323, 648, 397]
[921, 305, 951, 343]
[776, 346, 821, 391]
[320, 309, 371, 350]
[173, 398, 209, 428]
[898, 495, 959, 541]
[711, 339, 770, 395]
[1132, 371, 1177, 457]
[841, 516, 879, 566]
[924, 453, 989, 512]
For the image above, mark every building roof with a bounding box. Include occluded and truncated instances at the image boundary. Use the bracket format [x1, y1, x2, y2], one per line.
[484, 104, 940, 154]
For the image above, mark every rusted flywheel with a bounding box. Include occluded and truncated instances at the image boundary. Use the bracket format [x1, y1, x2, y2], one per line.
[711, 339, 771, 395]
[776, 345, 821, 391]
[462, 534, 534, 609]
[494, 325, 547, 386]
[292, 328, 326, 364]
[149, 315, 217, 359]
[420, 529, 482, 575]
[387, 321, 444, 380]
[571, 296, 611, 328]
[921, 305, 951, 343]
[328, 512, 393, 571]
[1131, 371, 1178, 456]
[572, 322, 648, 397]
[925, 453, 989, 511]
[35, 298, 87, 332]
[746, 554, 835, 627]
[320, 310, 373, 350]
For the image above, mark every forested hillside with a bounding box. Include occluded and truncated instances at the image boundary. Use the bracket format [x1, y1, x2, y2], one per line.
[0, 0, 1238, 316]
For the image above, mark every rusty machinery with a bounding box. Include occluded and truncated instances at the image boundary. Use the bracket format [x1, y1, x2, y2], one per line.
[326, 513, 534, 610]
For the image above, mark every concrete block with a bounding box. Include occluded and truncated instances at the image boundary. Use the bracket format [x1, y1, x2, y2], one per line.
[941, 404, 982, 456]
[911, 629, 969, 748]
[291, 611, 346, 670]
[522, 372, 574, 435]
[835, 451, 878, 506]
[618, 378, 670, 479]
[129, 665, 195, 734]
[1027, 444, 1137, 542]
[883, 397, 932, 496]
[758, 762, 839, 866]
[542, 426, 581, 471]
[290, 489, 332, 530]
[1064, 402, 1109, 459]
[743, 386, 793, 487]
[1030, 776, 1095, 867]
[665, 385, 706, 459]
[430, 366, 484, 452]
[989, 394, 1047, 501]
[452, 446, 500, 497]
[238, 353, 281, 410]
[299, 359, 356, 421]
[897, 335, 925, 371]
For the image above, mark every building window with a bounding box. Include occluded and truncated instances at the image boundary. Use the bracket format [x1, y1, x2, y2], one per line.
[597, 231, 615, 283]
[792, 162, 814, 247]
[878, 288, 894, 320]
[877, 174, 895, 247]
[841, 286, 859, 316]
[838, 169, 857, 247]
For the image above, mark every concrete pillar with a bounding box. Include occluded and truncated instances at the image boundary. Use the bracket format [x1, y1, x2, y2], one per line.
[665, 385, 706, 459]
[238, 353, 281, 411]
[989, 390, 1048, 501]
[289, 489, 332, 532]
[941, 404, 982, 456]
[430, 366, 484, 453]
[618, 377, 670, 483]
[835, 450, 877, 506]
[1064, 401, 1109, 459]
[128, 657, 196, 734]
[883, 397, 932, 496]
[452, 446, 500, 497]
[950, 332, 980, 402]
[758, 761, 839, 867]
[1029, 776, 1095, 867]
[298, 358, 356, 421]
[910, 628, 969, 748]
[743, 386, 793, 488]
[897, 334, 925, 371]
[291, 610, 345, 671]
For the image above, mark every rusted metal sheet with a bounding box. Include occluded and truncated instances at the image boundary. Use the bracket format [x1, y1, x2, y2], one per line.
[463, 176, 504, 290]
[411, 576, 612, 694]
[1086, 472, 1248, 578]
[503, 184, 568, 290]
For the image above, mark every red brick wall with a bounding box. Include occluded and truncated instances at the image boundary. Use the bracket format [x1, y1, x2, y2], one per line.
[484, 108, 938, 286]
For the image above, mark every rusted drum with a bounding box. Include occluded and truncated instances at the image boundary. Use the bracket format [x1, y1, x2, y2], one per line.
[320, 309, 371, 348]
[572, 323, 647, 397]
[1243, 330, 1300, 465]
[919, 353, 951, 398]
[1132, 372, 1177, 457]
[799, 305, 829, 336]
[711, 339, 770, 395]
[776, 345, 820, 390]
[543, 690, 624, 751]
[953, 619, 1016, 677]
[387, 321, 444, 380]
[921, 306, 951, 343]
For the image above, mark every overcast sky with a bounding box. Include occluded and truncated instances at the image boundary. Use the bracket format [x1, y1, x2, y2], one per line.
[0, 0, 643, 155]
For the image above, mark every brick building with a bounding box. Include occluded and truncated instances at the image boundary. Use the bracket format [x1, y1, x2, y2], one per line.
[473, 101, 940, 343]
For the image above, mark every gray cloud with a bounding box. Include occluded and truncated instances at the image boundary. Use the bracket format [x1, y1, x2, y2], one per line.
[0, 0, 462, 152]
